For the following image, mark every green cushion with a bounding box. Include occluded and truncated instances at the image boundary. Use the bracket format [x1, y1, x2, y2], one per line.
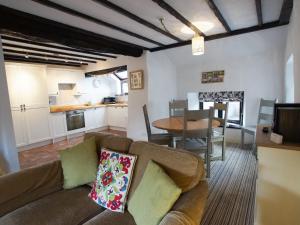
[59, 137, 98, 189]
[128, 160, 182, 225]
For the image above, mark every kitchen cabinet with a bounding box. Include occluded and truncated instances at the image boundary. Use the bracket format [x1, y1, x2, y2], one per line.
[47, 68, 85, 96]
[85, 107, 107, 131]
[107, 106, 128, 129]
[49, 112, 67, 138]
[5, 63, 52, 148]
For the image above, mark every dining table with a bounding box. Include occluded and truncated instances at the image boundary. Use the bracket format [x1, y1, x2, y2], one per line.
[152, 116, 220, 134]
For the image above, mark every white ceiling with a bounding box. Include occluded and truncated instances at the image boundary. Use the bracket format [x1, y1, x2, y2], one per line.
[0, 0, 285, 50]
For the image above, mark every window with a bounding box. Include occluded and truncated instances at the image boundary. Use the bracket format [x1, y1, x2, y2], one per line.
[121, 80, 128, 95]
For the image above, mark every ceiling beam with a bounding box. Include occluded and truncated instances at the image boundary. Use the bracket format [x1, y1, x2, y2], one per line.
[4, 55, 86, 67]
[0, 5, 145, 57]
[150, 21, 287, 52]
[152, 0, 205, 37]
[31, 0, 164, 47]
[85, 65, 127, 77]
[92, 0, 182, 42]
[279, 0, 293, 25]
[1, 35, 117, 59]
[2, 42, 107, 61]
[206, 0, 231, 32]
[255, 0, 263, 26]
[3, 49, 97, 63]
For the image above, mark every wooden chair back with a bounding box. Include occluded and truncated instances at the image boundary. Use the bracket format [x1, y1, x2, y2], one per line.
[182, 108, 213, 141]
[169, 99, 188, 117]
[257, 99, 276, 125]
[142, 104, 152, 139]
[213, 102, 229, 135]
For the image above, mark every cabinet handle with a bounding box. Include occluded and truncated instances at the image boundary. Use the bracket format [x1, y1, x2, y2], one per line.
[23, 104, 26, 111]
[20, 105, 23, 112]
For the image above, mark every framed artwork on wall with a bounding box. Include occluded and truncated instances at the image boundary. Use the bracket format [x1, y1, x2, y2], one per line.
[129, 70, 144, 90]
[201, 70, 225, 83]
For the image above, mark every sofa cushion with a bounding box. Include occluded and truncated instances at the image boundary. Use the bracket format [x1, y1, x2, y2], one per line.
[0, 186, 104, 225]
[84, 132, 133, 154]
[0, 160, 63, 217]
[128, 142, 205, 196]
[59, 137, 98, 189]
[83, 210, 136, 225]
[89, 149, 137, 212]
[128, 160, 182, 225]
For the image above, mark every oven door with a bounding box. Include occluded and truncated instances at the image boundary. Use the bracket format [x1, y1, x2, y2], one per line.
[66, 110, 85, 131]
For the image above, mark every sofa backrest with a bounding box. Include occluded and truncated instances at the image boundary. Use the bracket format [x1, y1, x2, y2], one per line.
[127, 141, 205, 200]
[84, 132, 133, 154]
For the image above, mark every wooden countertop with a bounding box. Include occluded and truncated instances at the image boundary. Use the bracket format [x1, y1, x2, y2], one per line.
[256, 125, 300, 151]
[50, 103, 127, 113]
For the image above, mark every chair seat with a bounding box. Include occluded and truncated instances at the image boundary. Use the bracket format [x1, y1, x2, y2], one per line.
[149, 133, 173, 145]
[177, 138, 207, 153]
[242, 125, 256, 134]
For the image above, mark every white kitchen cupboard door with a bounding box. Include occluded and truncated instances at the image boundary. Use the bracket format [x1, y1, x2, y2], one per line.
[46, 69, 59, 95]
[25, 107, 52, 144]
[5, 64, 23, 108]
[107, 107, 128, 129]
[21, 65, 49, 107]
[11, 108, 27, 147]
[50, 112, 67, 138]
[94, 107, 107, 128]
[85, 109, 96, 131]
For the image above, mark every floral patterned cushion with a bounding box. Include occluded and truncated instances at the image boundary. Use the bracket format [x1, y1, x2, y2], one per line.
[89, 148, 137, 212]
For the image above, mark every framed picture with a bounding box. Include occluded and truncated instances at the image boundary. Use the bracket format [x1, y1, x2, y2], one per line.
[129, 70, 144, 90]
[202, 70, 225, 84]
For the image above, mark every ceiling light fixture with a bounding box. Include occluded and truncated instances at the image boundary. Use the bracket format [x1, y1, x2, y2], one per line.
[192, 33, 204, 56]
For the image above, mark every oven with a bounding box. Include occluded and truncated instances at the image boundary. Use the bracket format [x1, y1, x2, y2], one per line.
[66, 110, 85, 131]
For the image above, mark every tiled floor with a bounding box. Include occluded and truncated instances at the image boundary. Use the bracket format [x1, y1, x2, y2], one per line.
[18, 129, 126, 169]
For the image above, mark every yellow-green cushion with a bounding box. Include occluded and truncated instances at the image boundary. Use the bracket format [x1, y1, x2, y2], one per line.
[128, 160, 182, 225]
[59, 137, 98, 189]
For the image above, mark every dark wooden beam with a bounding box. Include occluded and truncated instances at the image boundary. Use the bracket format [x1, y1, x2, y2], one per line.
[1, 35, 117, 59]
[152, 0, 205, 37]
[92, 0, 182, 42]
[85, 65, 127, 77]
[206, 0, 231, 32]
[150, 21, 287, 52]
[0, 5, 145, 57]
[2, 43, 107, 61]
[255, 0, 263, 26]
[3, 49, 97, 63]
[31, 0, 164, 47]
[4, 55, 86, 67]
[279, 0, 293, 25]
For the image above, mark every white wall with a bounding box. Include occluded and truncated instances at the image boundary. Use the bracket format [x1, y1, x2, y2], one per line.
[85, 54, 149, 141]
[285, 1, 300, 102]
[165, 26, 287, 127]
[0, 39, 20, 172]
[146, 51, 177, 132]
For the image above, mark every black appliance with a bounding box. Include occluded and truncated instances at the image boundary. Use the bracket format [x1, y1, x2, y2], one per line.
[103, 97, 116, 104]
[273, 103, 300, 143]
[66, 110, 85, 131]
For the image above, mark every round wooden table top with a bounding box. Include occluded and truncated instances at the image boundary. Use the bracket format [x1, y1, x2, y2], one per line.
[152, 117, 220, 133]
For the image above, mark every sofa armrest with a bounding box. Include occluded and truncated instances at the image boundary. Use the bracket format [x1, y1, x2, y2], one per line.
[159, 180, 208, 225]
[0, 160, 63, 216]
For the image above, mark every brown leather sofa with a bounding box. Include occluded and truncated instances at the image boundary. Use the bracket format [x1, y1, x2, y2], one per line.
[0, 133, 208, 225]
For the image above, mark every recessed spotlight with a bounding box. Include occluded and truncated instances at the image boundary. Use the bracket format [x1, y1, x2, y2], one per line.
[25, 54, 29, 59]
[181, 21, 214, 34]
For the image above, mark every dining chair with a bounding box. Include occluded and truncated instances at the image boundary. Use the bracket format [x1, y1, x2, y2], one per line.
[169, 99, 188, 117]
[177, 108, 214, 178]
[211, 102, 229, 161]
[143, 105, 173, 147]
[241, 98, 276, 155]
